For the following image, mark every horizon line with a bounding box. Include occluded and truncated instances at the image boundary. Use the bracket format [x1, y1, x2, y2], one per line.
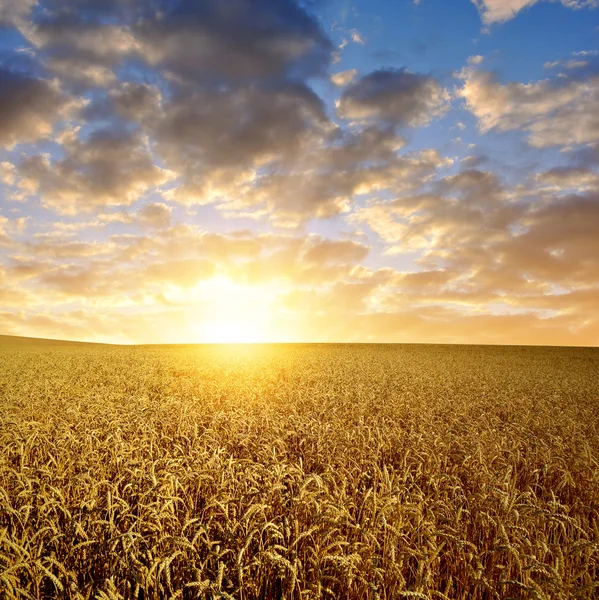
[1, 333, 597, 350]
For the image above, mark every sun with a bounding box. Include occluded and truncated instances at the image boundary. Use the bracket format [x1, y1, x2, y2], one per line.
[202, 320, 266, 344]
[187, 276, 276, 344]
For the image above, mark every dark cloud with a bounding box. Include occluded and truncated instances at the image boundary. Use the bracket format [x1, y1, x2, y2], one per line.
[435, 168, 505, 205]
[0, 68, 75, 148]
[337, 68, 449, 127]
[27, 18, 138, 87]
[154, 81, 327, 174]
[461, 154, 489, 168]
[152, 81, 332, 218]
[17, 0, 332, 90]
[2, 0, 454, 227]
[136, 0, 333, 83]
[110, 82, 162, 122]
[536, 167, 599, 191]
[0, 0, 35, 25]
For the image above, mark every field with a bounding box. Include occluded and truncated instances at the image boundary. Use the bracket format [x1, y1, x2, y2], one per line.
[1, 341, 598, 599]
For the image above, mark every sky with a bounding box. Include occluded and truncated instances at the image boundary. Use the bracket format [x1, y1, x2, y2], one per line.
[0, 0, 598, 345]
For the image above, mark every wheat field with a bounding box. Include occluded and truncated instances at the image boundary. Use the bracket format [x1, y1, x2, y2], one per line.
[1, 341, 598, 599]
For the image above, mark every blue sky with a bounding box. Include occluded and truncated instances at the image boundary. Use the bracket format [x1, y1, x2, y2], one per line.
[0, 0, 598, 345]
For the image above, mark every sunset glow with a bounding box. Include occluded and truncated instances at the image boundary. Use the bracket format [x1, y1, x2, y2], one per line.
[188, 277, 276, 344]
[0, 0, 598, 345]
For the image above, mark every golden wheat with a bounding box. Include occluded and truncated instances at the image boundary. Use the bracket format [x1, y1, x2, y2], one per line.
[0, 343, 598, 599]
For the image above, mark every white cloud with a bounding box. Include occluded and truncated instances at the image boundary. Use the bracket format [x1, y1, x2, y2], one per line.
[457, 66, 599, 147]
[472, 0, 598, 25]
[468, 55, 484, 65]
[331, 69, 358, 86]
[350, 29, 366, 45]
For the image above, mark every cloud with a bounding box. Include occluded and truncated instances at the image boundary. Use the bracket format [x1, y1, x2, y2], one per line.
[461, 155, 489, 168]
[136, 0, 333, 83]
[350, 29, 366, 45]
[569, 143, 599, 167]
[2, 224, 373, 315]
[0, 215, 28, 247]
[109, 82, 162, 122]
[2, 259, 48, 284]
[354, 160, 599, 306]
[153, 82, 327, 177]
[0, 161, 16, 185]
[150, 81, 333, 222]
[457, 66, 599, 147]
[472, 0, 545, 24]
[39, 0, 138, 14]
[281, 278, 384, 314]
[224, 140, 450, 227]
[28, 19, 137, 59]
[0, 69, 77, 148]
[6, 0, 337, 229]
[18, 129, 173, 213]
[24, 20, 140, 87]
[331, 69, 358, 86]
[27, 0, 336, 225]
[3, 194, 599, 344]
[138, 202, 172, 229]
[0, 216, 11, 245]
[535, 167, 599, 191]
[3, 292, 598, 345]
[134, 85, 448, 226]
[0, 0, 35, 26]
[503, 193, 599, 287]
[471, 0, 598, 25]
[0, 308, 176, 345]
[338, 68, 449, 127]
[144, 259, 216, 288]
[1, 1, 453, 228]
[468, 55, 484, 66]
[23, 235, 113, 259]
[544, 58, 589, 70]
[303, 238, 369, 264]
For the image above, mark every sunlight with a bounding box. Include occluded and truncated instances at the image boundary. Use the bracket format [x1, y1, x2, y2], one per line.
[188, 276, 276, 344]
[202, 320, 266, 344]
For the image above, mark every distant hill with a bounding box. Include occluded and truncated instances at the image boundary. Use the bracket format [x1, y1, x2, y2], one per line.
[0, 334, 106, 347]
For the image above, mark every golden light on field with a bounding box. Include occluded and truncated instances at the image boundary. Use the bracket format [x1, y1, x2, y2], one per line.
[189, 276, 277, 344]
[2, 342, 598, 598]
